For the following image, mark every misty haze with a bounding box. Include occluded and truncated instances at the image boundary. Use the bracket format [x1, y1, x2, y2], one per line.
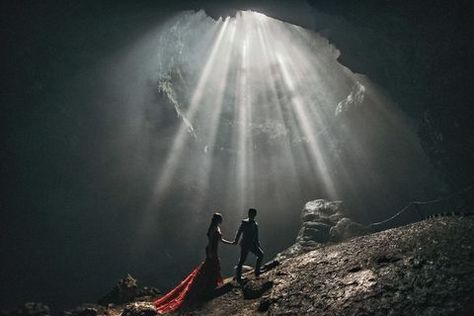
[1, 1, 473, 315]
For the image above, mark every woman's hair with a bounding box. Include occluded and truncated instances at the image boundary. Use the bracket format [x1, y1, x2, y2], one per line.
[248, 208, 257, 218]
[207, 212, 223, 236]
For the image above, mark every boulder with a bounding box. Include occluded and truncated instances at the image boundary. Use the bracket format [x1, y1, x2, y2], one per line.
[303, 200, 347, 219]
[302, 226, 329, 243]
[277, 199, 368, 260]
[303, 221, 331, 232]
[98, 275, 160, 306]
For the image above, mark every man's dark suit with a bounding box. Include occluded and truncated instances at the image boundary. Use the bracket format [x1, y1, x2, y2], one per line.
[234, 218, 264, 280]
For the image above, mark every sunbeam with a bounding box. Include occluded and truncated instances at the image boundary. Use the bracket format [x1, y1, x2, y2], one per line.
[5, 1, 470, 311]
[152, 17, 231, 200]
[130, 10, 439, 256]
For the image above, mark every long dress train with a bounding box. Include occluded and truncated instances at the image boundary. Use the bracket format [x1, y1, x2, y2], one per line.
[153, 229, 223, 313]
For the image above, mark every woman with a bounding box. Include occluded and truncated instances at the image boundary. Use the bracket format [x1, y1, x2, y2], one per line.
[153, 213, 234, 313]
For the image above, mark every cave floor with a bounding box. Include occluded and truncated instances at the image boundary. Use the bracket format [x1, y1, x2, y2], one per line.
[180, 216, 474, 315]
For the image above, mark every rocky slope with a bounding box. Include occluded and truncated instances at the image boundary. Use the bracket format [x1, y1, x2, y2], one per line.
[5, 216, 473, 316]
[184, 216, 474, 315]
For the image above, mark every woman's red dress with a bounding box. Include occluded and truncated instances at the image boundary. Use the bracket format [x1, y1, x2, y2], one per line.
[153, 228, 224, 314]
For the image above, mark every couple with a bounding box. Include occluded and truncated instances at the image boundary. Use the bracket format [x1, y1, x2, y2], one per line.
[153, 208, 264, 314]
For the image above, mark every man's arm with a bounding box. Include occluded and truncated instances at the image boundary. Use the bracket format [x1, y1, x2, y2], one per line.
[256, 224, 261, 247]
[233, 222, 244, 244]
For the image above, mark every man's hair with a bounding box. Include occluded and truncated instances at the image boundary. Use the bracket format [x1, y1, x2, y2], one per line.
[248, 208, 257, 218]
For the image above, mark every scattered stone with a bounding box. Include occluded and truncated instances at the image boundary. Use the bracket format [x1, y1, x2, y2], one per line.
[64, 304, 106, 316]
[18, 303, 50, 316]
[121, 303, 157, 316]
[0, 303, 51, 316]
[98, 275, 160, 306]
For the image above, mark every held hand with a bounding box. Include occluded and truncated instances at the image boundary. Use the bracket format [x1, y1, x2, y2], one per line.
[221, 238, 235, 245]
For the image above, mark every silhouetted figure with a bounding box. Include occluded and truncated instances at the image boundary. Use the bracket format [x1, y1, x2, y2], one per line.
[233, 208, 264, 282]
[153, 213, 233, 313]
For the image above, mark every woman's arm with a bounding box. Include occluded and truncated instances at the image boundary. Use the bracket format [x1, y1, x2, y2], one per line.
[218, 228, 235, 245]
[221, 238, 234, 245]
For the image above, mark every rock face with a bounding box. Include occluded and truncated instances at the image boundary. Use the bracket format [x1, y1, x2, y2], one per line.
[277, 199, 368, 260]
[305, 1, 474, 190]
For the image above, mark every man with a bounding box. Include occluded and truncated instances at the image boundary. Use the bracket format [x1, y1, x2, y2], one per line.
[233, 208, 264, 282]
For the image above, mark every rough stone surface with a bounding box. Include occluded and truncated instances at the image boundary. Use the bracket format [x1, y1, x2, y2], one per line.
[12, 217, 474, 316]
[181, 216, 474, 315]
[0, 303, 51, 316]
[121, 303, 157, 316]
[64, 304, 106, 316]
[19, 303, 50, 316]
[330, 217, 369, 242]
[98, 275, 160, 306]
[241, 278, 273, 300]
[277, 199, 368, 260]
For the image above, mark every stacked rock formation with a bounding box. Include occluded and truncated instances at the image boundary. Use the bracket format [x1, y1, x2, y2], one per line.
[277, 199, 368, 260]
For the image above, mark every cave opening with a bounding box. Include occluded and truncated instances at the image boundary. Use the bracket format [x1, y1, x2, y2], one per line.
[4, 1, 468, 311]
[124, 9, 442, 281]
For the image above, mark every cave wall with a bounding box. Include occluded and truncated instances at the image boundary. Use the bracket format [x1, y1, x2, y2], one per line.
[1, 1, 472, 309]
[304, 0, 474, 190]
[200, 0, 474, 191]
